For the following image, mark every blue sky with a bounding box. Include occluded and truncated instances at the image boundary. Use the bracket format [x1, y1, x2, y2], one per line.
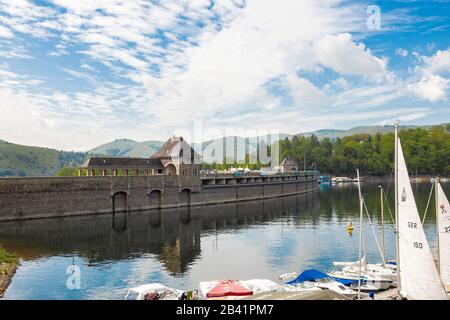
[0, 0, 449, 150]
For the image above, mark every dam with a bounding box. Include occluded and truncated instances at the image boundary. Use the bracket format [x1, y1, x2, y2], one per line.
[0, 136, 319, 222]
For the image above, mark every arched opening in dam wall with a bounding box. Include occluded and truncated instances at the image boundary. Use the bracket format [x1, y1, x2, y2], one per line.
[148, 190, 162, 209]
[113, 191, 128, 213]
[180, 188, 191, 206]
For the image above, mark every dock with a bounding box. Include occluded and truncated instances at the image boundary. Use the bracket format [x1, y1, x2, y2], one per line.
[374, 288, 399, 300]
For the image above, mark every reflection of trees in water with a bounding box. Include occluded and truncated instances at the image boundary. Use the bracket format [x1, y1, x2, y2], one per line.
[0, 192, 319, 276]
[313, 181, 447, 227]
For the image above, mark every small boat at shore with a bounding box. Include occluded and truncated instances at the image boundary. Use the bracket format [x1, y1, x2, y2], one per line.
[240, 279, 285, 294]
[284, 270, 369, 299]
[332, 257, 397, 282]
[286, 270, 377, 299]
[199, 280, 253, 299]
[125, 283, 188, 300]
[331, 170, 395, 294]
[327, 270, 394, 290]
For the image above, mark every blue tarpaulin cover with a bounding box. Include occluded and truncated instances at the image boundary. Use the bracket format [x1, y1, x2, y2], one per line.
[286, 270, 358, 286]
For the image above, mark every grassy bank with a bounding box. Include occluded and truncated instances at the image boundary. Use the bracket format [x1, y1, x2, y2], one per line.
[0, 247, 19, 298]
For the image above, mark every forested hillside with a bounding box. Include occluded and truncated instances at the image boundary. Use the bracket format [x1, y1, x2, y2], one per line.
[0, 140, 86, 177]
[280, 125, 450, 176]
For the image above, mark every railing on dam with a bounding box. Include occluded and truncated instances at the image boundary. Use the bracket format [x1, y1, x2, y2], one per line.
[200, 171, 319, 186]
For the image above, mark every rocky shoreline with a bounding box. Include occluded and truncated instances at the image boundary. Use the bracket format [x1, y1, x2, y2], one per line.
[0, 249, 19, 298]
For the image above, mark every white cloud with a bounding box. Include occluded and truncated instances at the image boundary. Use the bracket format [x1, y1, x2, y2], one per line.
[80, 63, 95, 72]
[408, 74, 449, 102]
[407, 48, 450, 102]
[315, 33, 387, 81]
[423, 48, 450, 74]
[284, 74, 329, 108]
[0, 0, 58, 38]
[0, 25, 13, 38]
[395, 48, 408, 57]
[333, 83, 407, 110]
[0, 0, 443, 149]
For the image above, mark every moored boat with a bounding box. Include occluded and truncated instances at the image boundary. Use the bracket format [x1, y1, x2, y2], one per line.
[435, 180, 450, 293]
[125, 283, 187, 300]
[199, 279, 253, 299]
[240, 279, 285, 294]
[331, 261, 397, 282]
[327, 270, 394, 290]
[331, 177, 353, 183]
[284, 269, 367, 299]
[394, 122, 447, 300]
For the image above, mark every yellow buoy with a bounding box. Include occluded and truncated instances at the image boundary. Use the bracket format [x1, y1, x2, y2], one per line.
[346, 222, 353, 231]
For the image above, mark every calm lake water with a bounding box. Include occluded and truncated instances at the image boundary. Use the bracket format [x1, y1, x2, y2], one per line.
[1, 180, 448, 300]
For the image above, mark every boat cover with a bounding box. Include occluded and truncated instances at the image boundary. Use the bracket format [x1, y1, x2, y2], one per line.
[206, 280, 253, 298]
[286, 270, 358, 286]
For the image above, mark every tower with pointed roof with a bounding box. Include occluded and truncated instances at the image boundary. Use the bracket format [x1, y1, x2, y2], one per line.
[151, 136, 202, 176]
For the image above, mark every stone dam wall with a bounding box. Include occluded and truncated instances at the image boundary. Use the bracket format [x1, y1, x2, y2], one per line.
[0, 173, 319, 221]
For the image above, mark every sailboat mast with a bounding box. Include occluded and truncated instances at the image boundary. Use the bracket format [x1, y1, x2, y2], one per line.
[357, 169, 363, 300]
[435, 177, 441, 274]
[380, 186, 385, 263]
[394, 121, 401, 295]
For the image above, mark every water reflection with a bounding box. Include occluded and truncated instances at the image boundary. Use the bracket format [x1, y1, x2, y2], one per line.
[0, 193, 319, 277]
[0, 181, 448, 300]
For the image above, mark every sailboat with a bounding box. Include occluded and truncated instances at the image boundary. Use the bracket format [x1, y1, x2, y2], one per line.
[328, 170, 395, 292]
[435, 180, 450, 292]
[331, 185, 398, 282]
[394, 122, 448, 300]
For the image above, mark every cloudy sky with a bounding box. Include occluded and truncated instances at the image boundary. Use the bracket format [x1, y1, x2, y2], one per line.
[0, 0, 449, 151]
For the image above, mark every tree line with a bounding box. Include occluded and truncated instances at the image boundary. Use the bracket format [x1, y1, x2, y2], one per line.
[53, 125, 449, 177]
[279, 125, 450, 176]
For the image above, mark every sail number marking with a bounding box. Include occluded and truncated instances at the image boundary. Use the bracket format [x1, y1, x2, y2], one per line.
[444, 226, 450, 233]
[413, 242, 423, 249]
[408, 222, 418, 229]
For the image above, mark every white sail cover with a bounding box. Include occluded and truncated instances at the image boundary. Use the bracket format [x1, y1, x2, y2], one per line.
[333, 256, 367, 268]
[397, 139, 448, 300]
[437, 183, 450, 288]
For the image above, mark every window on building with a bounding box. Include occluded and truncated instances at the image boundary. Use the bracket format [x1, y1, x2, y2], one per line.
[193, 168, 197, 175]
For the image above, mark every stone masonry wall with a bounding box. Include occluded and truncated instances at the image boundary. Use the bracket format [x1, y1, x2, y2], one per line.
[0, 174, 318, 221]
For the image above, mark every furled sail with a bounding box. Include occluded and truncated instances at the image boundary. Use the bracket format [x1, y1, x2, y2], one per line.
[333, 256, 367, 268]
[437, 182, 450, 290]
[397, 139, 447, 300]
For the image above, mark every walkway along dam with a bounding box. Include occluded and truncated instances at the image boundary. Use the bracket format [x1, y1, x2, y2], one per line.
[0, 136, 319, 221]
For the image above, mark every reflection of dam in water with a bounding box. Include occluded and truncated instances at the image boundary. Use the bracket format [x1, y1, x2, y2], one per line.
[0, 193, 319, 276]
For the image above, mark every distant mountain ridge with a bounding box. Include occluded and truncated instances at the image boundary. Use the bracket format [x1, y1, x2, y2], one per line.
[0, 123, 448, 176]
[296, 124, 445, 139]
[88, 139, 164, 158]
